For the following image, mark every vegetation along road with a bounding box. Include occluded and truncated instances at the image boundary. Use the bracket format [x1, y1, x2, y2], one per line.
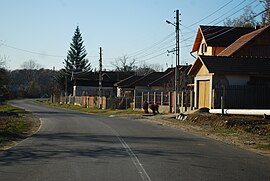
[0, 100, 269, 181]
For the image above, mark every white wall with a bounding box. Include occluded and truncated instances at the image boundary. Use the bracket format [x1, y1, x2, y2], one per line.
[117, 87, 122, 97]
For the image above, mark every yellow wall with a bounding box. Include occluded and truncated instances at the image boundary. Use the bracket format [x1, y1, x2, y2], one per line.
[198, 40, 225, 56]
[196, 64, 210, 76]
[197, 80, 210, 108]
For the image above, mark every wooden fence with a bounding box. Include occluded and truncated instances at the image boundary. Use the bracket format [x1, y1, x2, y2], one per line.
[52, 89, 195, 113]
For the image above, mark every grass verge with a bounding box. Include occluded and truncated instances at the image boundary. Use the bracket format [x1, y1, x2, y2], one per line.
[152, 113, 270, 156]
[0, 104, 40, 150]
[35, 100, 144, 116]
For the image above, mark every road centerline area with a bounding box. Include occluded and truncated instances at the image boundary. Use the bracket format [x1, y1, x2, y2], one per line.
[99, 121, 151, 181]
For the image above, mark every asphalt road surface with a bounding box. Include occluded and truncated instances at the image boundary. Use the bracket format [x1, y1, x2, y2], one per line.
[0, 100, 269, 181]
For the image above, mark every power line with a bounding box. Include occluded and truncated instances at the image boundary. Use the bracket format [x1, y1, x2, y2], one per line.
[207, 8, 269, 42]
[135, 51, 167, 63]
[208, 0, 258, 25]
[2, 43, 65, 58]
[187, 0, 235, 27]
[126, 32, 175, 57]
[179, 0, 259, 45]
[131, 37, 175, 59]
[1, 43, 99, 59]
[135, 44, 175, 60]
[179, 0, 255, 36]
[135, 43, 192, 64]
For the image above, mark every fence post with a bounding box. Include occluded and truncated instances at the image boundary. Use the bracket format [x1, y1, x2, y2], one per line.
[212, 89, 215, 109]
[161, 92, 163, 106]
[154, 92, 156, 104]
[190, 90, 193, 110]
[185, 90, 188, 112]
[169, 92, 171, 113]
[133, 89, 136, 109]
[141, 91, 144, 108]
[181, 91, 184, 113]
[221, 95, 224, 116]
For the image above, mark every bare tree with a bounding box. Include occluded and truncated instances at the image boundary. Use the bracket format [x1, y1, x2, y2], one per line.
[261, 0, 270, 26]
[224, 6, 257, 27]
[0, 55, 8, 68]
[21, 59, 41, 70]
[111, 55, 137, 72]
[136, 62, 163, 76]
[0, 55, 9, 97]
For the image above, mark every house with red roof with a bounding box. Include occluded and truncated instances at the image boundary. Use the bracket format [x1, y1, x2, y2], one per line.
[191, 25, 255, 56]
[188, 25, 270, 109]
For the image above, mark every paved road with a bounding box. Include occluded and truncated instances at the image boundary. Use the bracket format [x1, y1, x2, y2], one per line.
[0, 100, 269, 181]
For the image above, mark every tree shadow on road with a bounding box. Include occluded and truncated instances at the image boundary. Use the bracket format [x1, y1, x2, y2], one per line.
[0, 132, 211, 166]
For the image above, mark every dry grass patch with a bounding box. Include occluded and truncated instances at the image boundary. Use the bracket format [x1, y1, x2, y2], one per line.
[0, 104, 40, 150]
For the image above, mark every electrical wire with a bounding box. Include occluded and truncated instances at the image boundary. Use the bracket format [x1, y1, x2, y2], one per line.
[135, 44, 175, 60]
[1, 43, 99, 59]
[131, 36, 175, 59]
[179, 0, 259, 45]
[207, 8, 269, 42]
[187, 0, 235, 28]
[2, 43, 65, 58]
[135, 51, 167, 63]
[126, 32, 175, 57]
[208, 0, 258, 26]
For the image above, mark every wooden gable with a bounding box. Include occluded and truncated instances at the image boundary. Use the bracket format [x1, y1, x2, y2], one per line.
[197, 64, 210, 76]
[188, 56, 211, 76]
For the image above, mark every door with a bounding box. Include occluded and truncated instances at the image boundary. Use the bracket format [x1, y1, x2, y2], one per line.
[197, 80, 210, 108]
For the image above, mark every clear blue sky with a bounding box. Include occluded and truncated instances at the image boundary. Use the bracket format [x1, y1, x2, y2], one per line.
[0, 0, 264, 70]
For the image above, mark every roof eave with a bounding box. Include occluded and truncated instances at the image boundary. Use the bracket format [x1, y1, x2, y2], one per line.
[191, 26, 204, 53]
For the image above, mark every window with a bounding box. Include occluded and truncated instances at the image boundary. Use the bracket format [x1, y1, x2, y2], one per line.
[201, 43, 207, 54]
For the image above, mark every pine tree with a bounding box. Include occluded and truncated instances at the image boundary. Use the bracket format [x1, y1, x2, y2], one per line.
[63, 26, 92, 78]
[62, 26, 91, 95]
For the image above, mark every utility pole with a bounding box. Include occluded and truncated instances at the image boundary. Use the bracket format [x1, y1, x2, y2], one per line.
[98, 47, 103, 109]
[166, 10, 180, 113]
[65, 73, 67, 104]
[175, 9, 180, 113]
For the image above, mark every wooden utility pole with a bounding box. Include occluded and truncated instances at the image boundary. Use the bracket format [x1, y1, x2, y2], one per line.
[98, 47, 103, 109]
[175, 9, 180, 113]
[166, 10, 181, 113]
